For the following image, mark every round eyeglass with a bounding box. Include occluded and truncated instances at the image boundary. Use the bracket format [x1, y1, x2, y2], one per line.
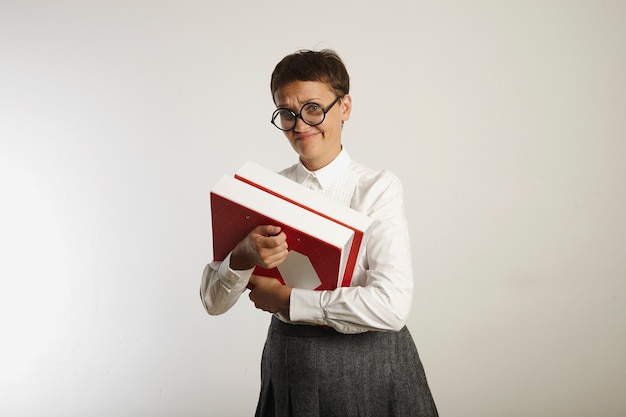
[271, 96, 343, 131]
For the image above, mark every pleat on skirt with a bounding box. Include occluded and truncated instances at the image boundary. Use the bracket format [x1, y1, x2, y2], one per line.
[255, 316, 438, 417]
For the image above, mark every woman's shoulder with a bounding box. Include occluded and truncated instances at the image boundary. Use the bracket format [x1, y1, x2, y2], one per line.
[348, 160, 406, 215]
[278, 163, 298, 179]
[349, 160, 403, 191]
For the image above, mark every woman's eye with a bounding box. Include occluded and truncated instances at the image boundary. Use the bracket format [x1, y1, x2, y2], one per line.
[305, 104, 321, 113]
[279, 110, 293, 119]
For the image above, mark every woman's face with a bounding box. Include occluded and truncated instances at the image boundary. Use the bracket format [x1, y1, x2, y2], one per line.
[273, 81, 351, 171]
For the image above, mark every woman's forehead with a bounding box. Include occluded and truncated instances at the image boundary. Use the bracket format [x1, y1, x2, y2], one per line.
[274, 81, 334, 106]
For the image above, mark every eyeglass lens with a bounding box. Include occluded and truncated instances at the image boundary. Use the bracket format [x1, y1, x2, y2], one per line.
[272, 102, 325, 131]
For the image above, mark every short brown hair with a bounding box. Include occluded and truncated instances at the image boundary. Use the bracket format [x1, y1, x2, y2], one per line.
[270, 49, 350, 101]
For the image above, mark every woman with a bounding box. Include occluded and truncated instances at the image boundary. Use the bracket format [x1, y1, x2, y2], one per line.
[201, 49, 438, 417]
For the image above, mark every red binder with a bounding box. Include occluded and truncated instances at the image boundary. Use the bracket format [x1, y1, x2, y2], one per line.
[211, 175, 355, 290]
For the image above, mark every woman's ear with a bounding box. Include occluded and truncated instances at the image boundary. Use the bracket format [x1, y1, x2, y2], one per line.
[341, 94, 352, 122]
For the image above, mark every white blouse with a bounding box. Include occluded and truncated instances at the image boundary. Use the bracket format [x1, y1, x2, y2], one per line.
[200, 149, 414, 334]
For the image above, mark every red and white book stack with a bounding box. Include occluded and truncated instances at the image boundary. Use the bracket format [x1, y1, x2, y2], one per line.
[210, 161, 373, 290]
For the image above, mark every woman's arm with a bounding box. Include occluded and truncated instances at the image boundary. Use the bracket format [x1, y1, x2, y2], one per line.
[200, 225, 288, 315]
[288, 171, 414, 333]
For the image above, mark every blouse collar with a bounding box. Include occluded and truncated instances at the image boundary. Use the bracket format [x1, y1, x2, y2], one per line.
[295, 148, 351, 190]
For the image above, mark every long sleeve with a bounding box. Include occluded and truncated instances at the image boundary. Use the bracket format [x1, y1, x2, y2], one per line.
[199, 253, 254, 315]
[288, 168, 414, 334]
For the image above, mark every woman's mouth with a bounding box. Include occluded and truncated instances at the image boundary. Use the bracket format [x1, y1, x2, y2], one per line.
[295, 132, 319, 141]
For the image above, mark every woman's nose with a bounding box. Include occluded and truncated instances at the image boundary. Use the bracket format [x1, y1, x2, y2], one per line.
[294, 115, 309, 131]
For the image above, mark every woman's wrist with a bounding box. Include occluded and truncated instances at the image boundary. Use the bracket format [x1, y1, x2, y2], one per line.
[280, 286, 292, 316]
[229, 245, 255, 270]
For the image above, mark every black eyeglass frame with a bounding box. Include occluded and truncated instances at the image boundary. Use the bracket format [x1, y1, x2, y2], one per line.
[270, 96, 343, 131]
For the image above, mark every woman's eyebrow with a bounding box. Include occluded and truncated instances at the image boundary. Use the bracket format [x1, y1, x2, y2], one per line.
[276, 97, 323, 108]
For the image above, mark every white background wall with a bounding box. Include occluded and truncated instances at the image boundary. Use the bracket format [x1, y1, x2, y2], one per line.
[1, 1, 624, 416]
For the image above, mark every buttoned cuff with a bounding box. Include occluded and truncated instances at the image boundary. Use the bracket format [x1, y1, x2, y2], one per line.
[288, 288, 325, 325]
[217, 253, 254, 290]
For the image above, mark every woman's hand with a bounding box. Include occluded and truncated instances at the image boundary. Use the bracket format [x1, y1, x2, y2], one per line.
[229, 225, 288, 270]
[248, 275, 292, 315]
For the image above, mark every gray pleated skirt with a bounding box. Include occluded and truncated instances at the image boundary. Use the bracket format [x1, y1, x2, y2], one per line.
[255, 317, 438, 417]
